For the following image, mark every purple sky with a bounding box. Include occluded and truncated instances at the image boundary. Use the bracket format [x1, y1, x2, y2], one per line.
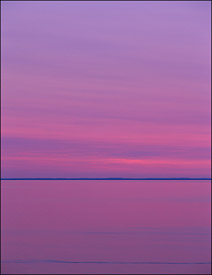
[1, 1, 211, 177]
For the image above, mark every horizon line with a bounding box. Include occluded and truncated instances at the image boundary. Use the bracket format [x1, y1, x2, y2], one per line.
[1, 177, 211, 180]
[3, 259, 211, 265]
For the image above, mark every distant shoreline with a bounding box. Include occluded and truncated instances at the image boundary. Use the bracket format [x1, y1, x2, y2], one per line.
[1, 178, 211, 180]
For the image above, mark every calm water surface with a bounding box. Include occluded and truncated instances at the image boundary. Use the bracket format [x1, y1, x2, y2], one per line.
[1, 180, 211, 274]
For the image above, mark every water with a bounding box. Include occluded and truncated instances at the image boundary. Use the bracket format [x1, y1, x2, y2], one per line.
[1, 180, 211, 274]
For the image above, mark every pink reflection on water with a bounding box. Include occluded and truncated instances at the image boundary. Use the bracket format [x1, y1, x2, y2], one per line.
[1, 180, 211, 274]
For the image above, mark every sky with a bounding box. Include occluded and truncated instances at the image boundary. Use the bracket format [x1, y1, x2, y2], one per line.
[1, 1, 211, 178]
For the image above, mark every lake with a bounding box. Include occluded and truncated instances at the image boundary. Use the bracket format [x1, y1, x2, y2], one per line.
[1, 180, 211, 274]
